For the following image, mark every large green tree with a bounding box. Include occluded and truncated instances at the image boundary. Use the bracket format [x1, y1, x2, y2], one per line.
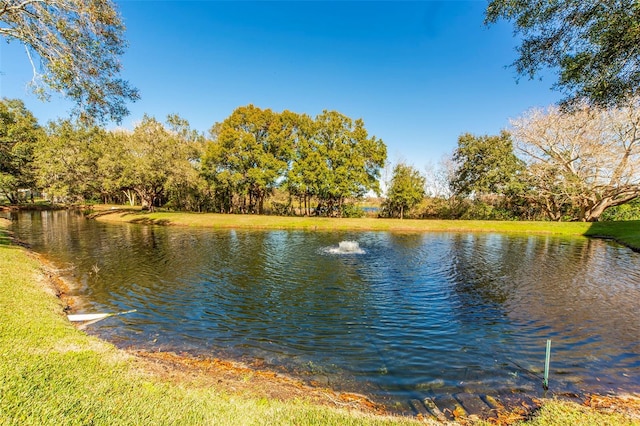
[163, 114, 210, 212]
[34, 120, 107, 202]
[202, 105, 294, 214]
[0, 98, 42, 203]
[383, 163, 426, 219]
[202, 107, 386, 216]
[105, 115, 198, 211]
[0, 0, 138, 122]
[450, 131, 524, 198]
[310, 110, 386, 216]
[285, 113, 327, 215]
[486, 0, 640, 108]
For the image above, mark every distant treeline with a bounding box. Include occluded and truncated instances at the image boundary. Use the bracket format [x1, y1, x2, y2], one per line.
[2, 98, 640, 221]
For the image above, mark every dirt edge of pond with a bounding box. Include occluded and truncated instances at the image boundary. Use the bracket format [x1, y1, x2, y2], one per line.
[127, 349, 393, 416]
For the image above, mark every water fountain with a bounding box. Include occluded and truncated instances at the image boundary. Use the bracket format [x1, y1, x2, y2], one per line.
[323, 240, 365, 254]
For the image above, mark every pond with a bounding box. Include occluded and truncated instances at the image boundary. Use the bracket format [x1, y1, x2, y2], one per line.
[7, 210, 640, 416]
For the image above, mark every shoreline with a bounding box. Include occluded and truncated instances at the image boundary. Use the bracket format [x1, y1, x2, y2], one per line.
[17, 231, 410, 419]
[127, 349, 390, 416]
[1, 215, 360, 414]
[3, 213, 640, 424]
[2, 215, 389, 415]
[29, 246, 516, 422]
[88, 208, 640, 252]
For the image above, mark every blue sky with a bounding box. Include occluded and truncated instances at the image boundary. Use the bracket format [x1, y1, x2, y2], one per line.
[0, 1, 561, 169]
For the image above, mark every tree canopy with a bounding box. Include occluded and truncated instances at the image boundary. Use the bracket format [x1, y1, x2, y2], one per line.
[310, 110, 386, 215]
[34, 120, 107, 202]
[0, 0, 139, 122]
[450, 131, 524, 198]
[0, 98, 42, 203]
[6, 96, 640, 222]
[202, 105, 293, 214]
[383, 163, 426, 219]
[107, 115, 202, 211]
[203, 106, 386, 216]
[486, 0, 640, 108]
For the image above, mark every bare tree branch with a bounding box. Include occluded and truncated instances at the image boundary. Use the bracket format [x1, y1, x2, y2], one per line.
[511, 100, 640, 221]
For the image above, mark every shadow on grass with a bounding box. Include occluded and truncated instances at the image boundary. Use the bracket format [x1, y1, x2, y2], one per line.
[85, 209, 172, 226]
[586, 220, 640, 252]
[128, 217, 172, 226]
[85, 208, 140, 219]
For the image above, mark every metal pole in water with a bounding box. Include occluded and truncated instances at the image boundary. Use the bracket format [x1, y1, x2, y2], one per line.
[543, 339, 551, 390]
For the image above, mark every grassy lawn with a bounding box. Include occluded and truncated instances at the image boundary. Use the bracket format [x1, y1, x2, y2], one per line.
[91, 207, 640, 251]
[1, 217, 638, 425]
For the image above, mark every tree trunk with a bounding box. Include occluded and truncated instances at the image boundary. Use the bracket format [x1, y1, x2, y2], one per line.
[5, 192, 18, 205]
[583, 192, 640, 221]
[136, 189, 154, 212]
[123, 189, 136, 206]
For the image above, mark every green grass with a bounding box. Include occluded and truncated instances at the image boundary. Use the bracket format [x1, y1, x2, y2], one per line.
[584, 220, 640, 251]
[1, 220, 638, 425]
[518, 399, 638, 426]
[92, 208, 640, 251]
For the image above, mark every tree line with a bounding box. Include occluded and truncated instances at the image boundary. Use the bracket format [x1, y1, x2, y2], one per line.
[2, 0, 639, 221]
[0, 101, 386, 216]
[2, 97, 639, 221]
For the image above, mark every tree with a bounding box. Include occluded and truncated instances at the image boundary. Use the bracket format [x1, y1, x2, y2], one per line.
[281, 111, 316, 215]
[202, 105, 294, 214]
[202, 107, 386, 216]
[309, 110, 386, 216]
[107, 115, 197, 211]
[383, 163, 426, 219]
[486, 0, 640, 108]
[450, 131, 524, 198]
[0, 98, 42, 203]
[34, 120, 106, 202]
[511, 101, 640, 221]
[0, 0, 139, 122]
[163, 114, 209, 212]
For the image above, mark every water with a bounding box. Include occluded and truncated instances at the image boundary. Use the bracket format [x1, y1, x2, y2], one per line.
[7, 210, 640, 414]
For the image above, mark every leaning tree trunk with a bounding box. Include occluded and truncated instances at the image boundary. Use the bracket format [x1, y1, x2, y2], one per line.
[583, 191, 640, 222]
[123, 189, 136, 206]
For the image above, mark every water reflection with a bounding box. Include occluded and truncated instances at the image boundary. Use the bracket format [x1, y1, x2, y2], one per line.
[9, 211, 640, 413]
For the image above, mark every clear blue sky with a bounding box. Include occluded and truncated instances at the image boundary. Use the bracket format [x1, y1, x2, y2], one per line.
[0, 0, 561, 169]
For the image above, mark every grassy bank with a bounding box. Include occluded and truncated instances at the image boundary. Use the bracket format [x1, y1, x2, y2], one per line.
[1, 219, 638, 425]
[582, 220, 640, 251]
[91, 208, 640, 251]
